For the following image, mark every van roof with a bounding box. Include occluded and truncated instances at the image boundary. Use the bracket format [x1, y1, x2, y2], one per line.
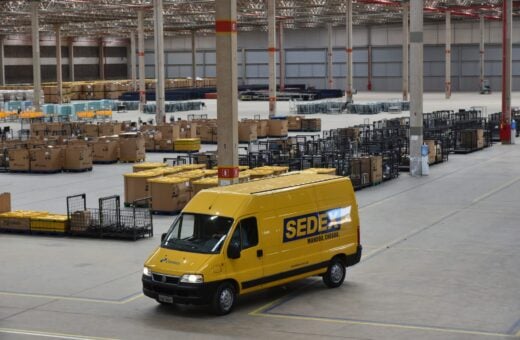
[203, 172, 344, 195]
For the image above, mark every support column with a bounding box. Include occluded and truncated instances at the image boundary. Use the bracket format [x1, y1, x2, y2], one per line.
[0, 36, 5, 86]
[409, 0, 423, 177]
[130, 32, 137, 91]
[367, 26, 372, 91]
[402, 3, 409, 101]
[241, 48, 247, 86]
[327, 23, 334, 89]
[99, 38, 105, 80]
[345, 0, 353, 102]
[31, 1, 42, 110]
[138, 10, 146, 111]
[191, 30, 197, 86]
[153, 0, 165, 124]
[267, 0, 276, 117]
[55, 25, 63, 104]
[216, 0, 239, 185]
[501, 0, 512, 144]
[68, 37, 74, 82]
[445, 11, 451, 99]
[479, 15, 485, 92]
[278, 22, 285, 91]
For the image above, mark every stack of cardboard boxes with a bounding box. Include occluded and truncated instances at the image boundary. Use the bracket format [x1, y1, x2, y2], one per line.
[238, 121, 258, 143]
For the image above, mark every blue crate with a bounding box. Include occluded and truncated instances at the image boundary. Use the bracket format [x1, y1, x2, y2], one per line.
[58, 105, 73, 116]
[42, 104, 56, 115]
[72, 103, 87, 114]
[87, 101, 101, 111]
[7, 101, 23, 111]
[22, 101, 34, 110]
[100, 99, 114, 110]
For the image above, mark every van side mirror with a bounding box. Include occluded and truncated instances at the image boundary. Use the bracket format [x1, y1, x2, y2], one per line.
[161, 233, 167, 243]
[227, 241, 241, 259]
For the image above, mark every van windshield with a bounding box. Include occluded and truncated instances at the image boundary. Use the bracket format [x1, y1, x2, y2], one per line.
[162, 213, 234, 254]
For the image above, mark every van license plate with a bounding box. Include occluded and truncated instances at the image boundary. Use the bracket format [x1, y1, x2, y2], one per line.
[158, 295, 174, 304]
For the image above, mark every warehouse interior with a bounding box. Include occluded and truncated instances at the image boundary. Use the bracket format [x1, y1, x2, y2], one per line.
[1, 0, 520, 339]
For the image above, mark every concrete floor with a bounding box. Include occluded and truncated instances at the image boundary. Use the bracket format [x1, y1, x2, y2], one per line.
[0, 92, 519, 339]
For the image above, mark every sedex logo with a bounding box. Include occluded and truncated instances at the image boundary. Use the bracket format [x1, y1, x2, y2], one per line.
[283, 207, 351, 243]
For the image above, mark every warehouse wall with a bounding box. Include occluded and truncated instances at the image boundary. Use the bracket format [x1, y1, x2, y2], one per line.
[2, 35, 128, 84]
[142, 19, 520, 92]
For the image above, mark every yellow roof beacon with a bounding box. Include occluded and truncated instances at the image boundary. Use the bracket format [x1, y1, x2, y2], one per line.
[142, 173, 362, 315]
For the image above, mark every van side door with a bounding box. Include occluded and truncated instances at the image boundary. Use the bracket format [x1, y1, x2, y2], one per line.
[226, 217, 264, 293]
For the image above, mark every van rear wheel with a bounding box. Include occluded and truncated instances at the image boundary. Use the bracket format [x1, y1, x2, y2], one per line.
[323, 258, 346, 288]
[211, 282, 236, 315]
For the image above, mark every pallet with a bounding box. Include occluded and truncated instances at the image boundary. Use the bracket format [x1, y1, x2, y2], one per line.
[0, 228, 31, 234]
[453, 147, 482, 154]
[119, 159, 145, 164]
[151, 210, 181, 216]
[93, 160, 118, 165]
[8, 169, 31, 174]
[30, 169, 62, 174]
[63, 167, 93, 173]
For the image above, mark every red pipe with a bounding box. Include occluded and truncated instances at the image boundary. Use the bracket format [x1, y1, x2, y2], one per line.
[501, 0, 511, 143]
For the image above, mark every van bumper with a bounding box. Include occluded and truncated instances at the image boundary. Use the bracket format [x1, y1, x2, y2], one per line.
[142, 275, 219, 305]
[346, 245, 362, 267]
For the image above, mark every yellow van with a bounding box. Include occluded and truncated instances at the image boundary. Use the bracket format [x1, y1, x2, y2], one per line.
[142, 173, 362, 315]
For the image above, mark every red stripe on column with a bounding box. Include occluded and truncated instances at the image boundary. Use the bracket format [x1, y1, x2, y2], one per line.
[346, 48, 353, 53]
[268, 47, 277, 52]
[216, 20, 237, 33]
[218, 167, 240, 179]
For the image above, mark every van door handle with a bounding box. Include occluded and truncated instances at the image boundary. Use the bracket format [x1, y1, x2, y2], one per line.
[257, 249, 263, 258]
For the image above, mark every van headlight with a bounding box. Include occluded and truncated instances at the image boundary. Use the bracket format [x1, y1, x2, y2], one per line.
[143, 267, 152, 277]
[180, 274, 203, 284]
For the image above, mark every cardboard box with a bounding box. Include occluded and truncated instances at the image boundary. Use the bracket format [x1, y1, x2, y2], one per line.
[476, 128, 485, 149]
[267, 119, 288, 137]
[85, 124, 99, 138]
[239, 121, 258, 143]
[256, 120, 269, 138]
[424, 140, 437, 165]
[92, 139, 119, 163]
[199, 125, 218, 143]
[157, 125, 180, 140]
[8, 148, 31, 172]
[370, 155, 383, 184]
[144, 136, 156, 151]
[0, 193, 11, 213]
[70, 210, 91, 232]
[29, 147, 64, 172]
[302, 118, 322, 132]
[64, 145, 93, 171]
[124, 170, 164, 204]
[98, 123, 122, 137]
[157, 139, 174, 152]
[0, 216, 31, 231]
[178, 122, 198, 139]
[119, 133, 145, 162]
[338, 128, 360, 140]
[149, 177, 191, 212]
[350, 157, 371, 188]
[287, 116, 303, 131]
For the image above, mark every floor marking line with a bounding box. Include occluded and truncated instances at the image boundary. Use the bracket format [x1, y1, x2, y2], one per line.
[0, 328, 119, 340]
[0, 291, 143, 305]
[472, 176, 520, 204]
[251, 312, 516, 338]
[359, 149, 511, 212]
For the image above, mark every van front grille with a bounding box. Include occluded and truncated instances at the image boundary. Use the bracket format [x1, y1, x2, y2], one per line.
[152, 273, 180, 285]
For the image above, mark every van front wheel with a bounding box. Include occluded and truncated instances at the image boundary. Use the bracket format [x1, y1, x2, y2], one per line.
[211, 282, 236, 315]
[323, 258, 346, 288]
